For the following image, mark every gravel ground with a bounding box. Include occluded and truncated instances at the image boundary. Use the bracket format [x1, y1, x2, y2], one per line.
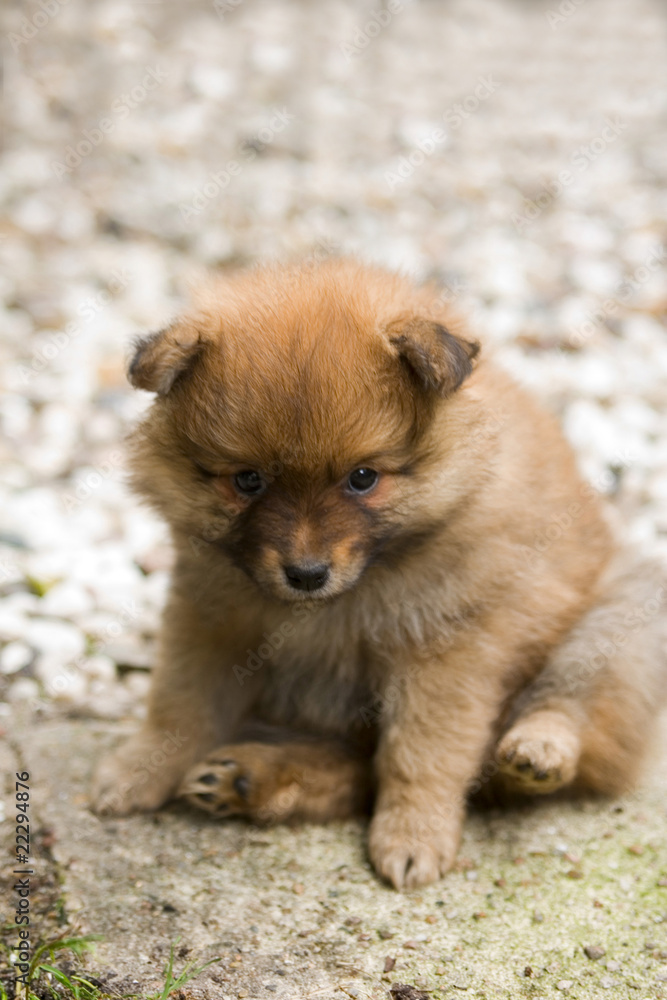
[1, 0, 666, 994]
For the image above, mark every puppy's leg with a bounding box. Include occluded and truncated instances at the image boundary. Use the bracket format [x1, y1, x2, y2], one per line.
[179, 739, 373, 823]
[497, 556, 667, 796]
[92, 596, 261, 815]
[369, 617, 519, 890]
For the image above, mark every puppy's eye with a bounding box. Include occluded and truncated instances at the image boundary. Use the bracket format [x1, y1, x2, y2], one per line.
[233, 470, 266, 497]
[347, 468, 379, 494]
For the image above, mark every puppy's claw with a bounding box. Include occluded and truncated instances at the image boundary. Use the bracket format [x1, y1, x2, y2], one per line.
[368, 805, 462, 890]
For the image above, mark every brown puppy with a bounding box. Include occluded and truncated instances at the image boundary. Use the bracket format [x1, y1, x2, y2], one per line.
[93, 259, 667, 889]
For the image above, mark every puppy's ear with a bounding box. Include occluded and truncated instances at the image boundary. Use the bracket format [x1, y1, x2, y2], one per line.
[388, 318, 480, 397]
[128, 324, 207, 395]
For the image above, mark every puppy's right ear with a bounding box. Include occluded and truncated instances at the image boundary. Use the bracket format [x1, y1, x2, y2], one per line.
[128, 325, 207, 395]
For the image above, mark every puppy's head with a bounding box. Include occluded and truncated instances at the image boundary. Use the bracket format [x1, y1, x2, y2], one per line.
[129, 261, 480, 602]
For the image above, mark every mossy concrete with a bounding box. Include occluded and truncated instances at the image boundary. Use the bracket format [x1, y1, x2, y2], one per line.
[2, 713, 667, 999]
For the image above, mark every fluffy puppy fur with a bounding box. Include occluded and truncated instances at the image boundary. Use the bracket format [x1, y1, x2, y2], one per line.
[93, 259, 667, 889]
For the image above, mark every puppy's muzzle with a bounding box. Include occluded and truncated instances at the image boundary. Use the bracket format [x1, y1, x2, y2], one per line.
[283, 562, 330, 592]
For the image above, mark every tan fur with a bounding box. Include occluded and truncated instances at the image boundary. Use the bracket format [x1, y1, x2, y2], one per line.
[93, 259, 667, 889]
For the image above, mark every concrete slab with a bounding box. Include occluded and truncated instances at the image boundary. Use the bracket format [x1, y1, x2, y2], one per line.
[2, 714, 667, 999]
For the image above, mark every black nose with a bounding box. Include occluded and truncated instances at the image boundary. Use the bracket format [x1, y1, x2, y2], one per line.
[283, 563, 330, 592]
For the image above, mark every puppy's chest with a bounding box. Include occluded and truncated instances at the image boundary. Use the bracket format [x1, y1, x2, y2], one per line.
[255, 612, 374, 736]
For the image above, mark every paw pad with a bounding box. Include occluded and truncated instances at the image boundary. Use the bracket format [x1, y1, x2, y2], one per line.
[179, 758, 251, 816]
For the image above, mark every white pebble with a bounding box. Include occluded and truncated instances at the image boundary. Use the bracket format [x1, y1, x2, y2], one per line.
[0, 641, 33, 675]
[40, 582, 94, 620]
[80, 655, 116, 682]
[7, 678, 40, 704]
[24, 619, 86, 662]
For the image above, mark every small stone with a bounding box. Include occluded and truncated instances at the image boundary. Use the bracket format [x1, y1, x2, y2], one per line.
[606, 960, 621, 972]
[533, 910, 545, 923]
[8, 678, 40, 703]
[600, 977, 618, 988]
[402, 940, 420, 950]
[0, 640, 33, 674]
[628, 844, 644, 855]
[377, 929, 394, 940]
[523, 966, 533, 977]
[556, 982, 573, 992]
[292, 883, 304, 894]
[383, 956, 396, 973]
[584, 945, 606, 960]
[425, 914, 438, 924]
[389, 986, 432, 1000]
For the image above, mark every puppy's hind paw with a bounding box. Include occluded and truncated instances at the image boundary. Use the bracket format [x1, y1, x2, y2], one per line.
[497, 710, 581, 795]
[179, 755, 251, 817]
[178, 742, 302, 823]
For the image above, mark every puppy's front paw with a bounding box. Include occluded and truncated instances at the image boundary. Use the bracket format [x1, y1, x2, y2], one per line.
[497, 712, 580, 794]
[92, 733, 190, 816]
[368, 804, 462, 889]
[179, 743, 301, 823]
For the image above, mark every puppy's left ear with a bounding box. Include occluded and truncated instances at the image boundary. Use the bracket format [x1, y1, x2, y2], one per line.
[128, 324, 207, 395]
[387, 318, 480, 397]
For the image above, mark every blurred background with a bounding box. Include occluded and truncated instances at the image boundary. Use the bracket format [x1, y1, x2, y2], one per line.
[1, 0, 666, 722]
